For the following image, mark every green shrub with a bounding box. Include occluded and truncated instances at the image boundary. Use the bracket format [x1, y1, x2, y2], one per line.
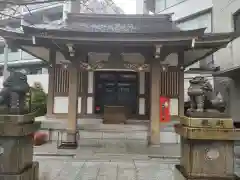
[28, 82, 47, 117]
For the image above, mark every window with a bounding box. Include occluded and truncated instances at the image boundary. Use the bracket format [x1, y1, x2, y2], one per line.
[155, 0, 166, 12]
[177, 13, 212, 33]
[177, 13, 213, 68]
[234, 10, 240, 32]
[0, 47, 4, 54]
[155, 0, 185, 12]
[9, 46, 18, 52]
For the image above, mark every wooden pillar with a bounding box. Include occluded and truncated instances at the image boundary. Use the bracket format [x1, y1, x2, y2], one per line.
[46, 49, 56, 116]
[81, 71, 88, 116]
[149, 57, 161, 146]
[178, 52, 184, 116]
[66, 62, 79, 144]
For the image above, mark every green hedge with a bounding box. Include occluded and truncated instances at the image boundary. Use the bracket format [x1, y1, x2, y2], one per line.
[26, 82, 47, 117]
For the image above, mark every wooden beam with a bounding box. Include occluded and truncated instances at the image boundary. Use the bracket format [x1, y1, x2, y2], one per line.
[46, 49, 56, 116]
[81, 71, 88, 116]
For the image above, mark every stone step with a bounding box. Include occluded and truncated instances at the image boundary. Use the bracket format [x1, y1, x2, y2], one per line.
[36, 117, 180, 143]
[40, 129, 180, 144]
[36, 117, 177, 132]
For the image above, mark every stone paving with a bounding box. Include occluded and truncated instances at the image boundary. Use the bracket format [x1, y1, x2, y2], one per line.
[34, 139, 180, 159]
[34, 156, 178, 180]
[33, 140, 240, 180]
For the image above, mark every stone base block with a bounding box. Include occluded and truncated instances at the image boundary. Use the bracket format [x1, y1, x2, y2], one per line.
[180, 138, 234, 178]
[0, 121, 41, 136]
[0, 136, 33, 173]
[0, 161, 39, 180]
[180, 116, 233, 128]
[175, 165, 239, 180]
[0, 113, 35, 124]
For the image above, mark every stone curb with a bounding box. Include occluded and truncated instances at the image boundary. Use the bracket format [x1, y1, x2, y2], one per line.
[34, 152, 181, 160]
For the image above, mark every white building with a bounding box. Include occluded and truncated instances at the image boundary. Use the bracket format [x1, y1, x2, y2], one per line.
[143, 0, 240, 119]
[0, 0, 123, 90]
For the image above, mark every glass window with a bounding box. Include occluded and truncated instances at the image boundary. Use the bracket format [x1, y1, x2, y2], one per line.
[155, 0, 166, 12]
[155, 0, 186, 12]
[9, 46, 18, 52]
[0, 47, 4, 54]
[177, 13, 212, 33]
[177, 13, 213, 68]
[234, 11, 240, 32]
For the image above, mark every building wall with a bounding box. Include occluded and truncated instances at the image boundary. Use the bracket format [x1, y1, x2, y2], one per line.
[50, 67, 181, 118]
[156, 0, 213, 70]
[211, 0, 240, 121]
[212, 0, 240, 70]
[155, 0, 214, 97]
[156, 0, 212, 21]
[136, 0, 147, 14]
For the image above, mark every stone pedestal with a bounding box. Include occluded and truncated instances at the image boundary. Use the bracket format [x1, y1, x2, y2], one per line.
[0, 114, 41, 180]
[174, 116, 240, 180]
[103, 105, 127, 124]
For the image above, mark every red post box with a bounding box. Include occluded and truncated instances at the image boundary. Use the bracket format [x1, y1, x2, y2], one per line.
[160, 96, 170, 122]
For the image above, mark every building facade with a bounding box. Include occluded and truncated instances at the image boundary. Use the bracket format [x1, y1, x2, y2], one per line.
[145, 0, 240, 121]
[0, 13, 234, 146]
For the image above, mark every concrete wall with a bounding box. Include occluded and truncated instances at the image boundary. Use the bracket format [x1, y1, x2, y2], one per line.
[211, 0, 240, 121]
[212, 0, 240, 70]
[157, 0, 213, 21]
[157, 0, 214, 69]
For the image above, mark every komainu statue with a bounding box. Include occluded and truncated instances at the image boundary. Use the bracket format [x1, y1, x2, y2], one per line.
[0, 71, 30, 114]
[186, 76, 226, 117]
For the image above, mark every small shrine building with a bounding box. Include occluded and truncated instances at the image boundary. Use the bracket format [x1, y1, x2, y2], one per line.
[0, 13, 237, 145]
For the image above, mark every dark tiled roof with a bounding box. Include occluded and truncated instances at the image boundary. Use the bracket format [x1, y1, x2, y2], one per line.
[23, 13, 181, 33]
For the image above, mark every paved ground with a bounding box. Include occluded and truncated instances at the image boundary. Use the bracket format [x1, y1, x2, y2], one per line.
[33, 140, 240, 180]
[34, 140, 180, 180]
[34, 156, 178, 180]
[34, 139, 180, 159]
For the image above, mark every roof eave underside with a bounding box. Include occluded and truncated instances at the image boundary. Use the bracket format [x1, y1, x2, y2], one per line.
[0, 28, 238, 67]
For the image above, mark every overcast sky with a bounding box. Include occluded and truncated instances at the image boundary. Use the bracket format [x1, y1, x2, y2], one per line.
[113, 0, 136, 14]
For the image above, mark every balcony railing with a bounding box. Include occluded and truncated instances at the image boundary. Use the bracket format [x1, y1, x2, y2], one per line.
[0, 51, 40, 63]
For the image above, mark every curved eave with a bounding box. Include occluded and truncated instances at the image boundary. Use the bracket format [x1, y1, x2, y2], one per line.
[183, 32, 239, 67]
[0, 27, 205, 45]
[21, 25, 206, 38]
[0, 28, 238, 67]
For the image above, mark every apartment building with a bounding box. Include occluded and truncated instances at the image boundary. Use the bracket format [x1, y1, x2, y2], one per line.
[144, 0, 240, 119]
[0, 0, 123, 77]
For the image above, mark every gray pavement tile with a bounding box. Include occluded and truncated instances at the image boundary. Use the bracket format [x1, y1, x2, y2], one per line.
[36, 157, 178, 180]
[78, 167, 100, 180]
[117, 168, 137, 180]
[34, 141, 180, 159]
[110, 161, 135, 169]
[39, 160, 67, 180]
[55, 161, 85, 180]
